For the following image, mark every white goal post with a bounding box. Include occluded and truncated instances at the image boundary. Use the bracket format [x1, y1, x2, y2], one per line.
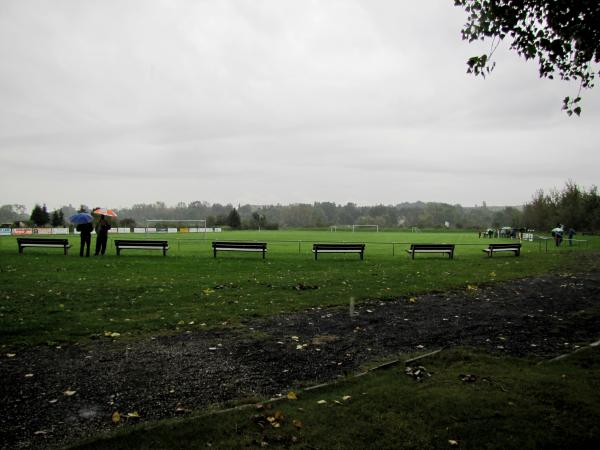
[352, 224, 379, 232]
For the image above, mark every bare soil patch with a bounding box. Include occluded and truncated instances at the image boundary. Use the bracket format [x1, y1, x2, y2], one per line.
[2, 270, 600, 449]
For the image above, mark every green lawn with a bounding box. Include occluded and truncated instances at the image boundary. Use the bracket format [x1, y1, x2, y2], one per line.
[69, 346, 600, 450]
[1, 230, 598, 347]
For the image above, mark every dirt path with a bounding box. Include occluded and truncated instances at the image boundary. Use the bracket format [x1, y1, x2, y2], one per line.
[2, 271, 600, 449]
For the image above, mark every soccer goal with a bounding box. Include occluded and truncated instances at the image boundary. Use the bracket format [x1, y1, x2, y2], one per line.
[146, 219, 207, 233]
[352, 224, 379, 232]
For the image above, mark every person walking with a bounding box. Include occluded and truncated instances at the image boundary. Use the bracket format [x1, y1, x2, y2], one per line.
[94, 214, 111, 256]
[76, 221, 93, 257]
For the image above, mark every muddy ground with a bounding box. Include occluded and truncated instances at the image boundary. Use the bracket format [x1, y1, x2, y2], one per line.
[2, 269, 600, 449]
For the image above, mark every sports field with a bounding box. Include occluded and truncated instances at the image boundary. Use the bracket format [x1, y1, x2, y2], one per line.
[1, 229, 596, 347]
[2, 229, 600, 449]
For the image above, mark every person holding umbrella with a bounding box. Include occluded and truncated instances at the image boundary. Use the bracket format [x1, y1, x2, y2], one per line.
[94, 212, 112, 256]
[69, 211, 94, 257]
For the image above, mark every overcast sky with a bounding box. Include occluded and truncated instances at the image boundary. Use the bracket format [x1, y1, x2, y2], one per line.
[1, 0, 598, 211]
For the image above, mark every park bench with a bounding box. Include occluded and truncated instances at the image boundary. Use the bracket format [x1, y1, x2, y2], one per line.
[406, 243, 455, 259]
[312, 243, 365, 260]
[17, 237, 71, 255]
[482, 243, 521, 257]
[114, 239, 169, 256]
[212, 241, 267, 259]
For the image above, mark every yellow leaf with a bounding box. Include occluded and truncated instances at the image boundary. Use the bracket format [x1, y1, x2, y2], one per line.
[467, 284, 478, 291]
[489, 271, 497, 277]
[63, 389, 76, 396]
[112, 411, 121, 423]
[317, 400, 327, 405]
[6, 353, 16, 358]
[287, 391, 298, 400]
[127, 411, 140, 418]
[342, 395, 351, 401]
[408, 297, 417, 303]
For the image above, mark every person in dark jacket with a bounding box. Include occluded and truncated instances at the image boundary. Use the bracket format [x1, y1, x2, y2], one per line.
[94, 215, 111, 256]
[76, 221, 93, 257]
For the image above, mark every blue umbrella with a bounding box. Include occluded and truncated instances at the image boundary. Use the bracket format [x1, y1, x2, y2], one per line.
[69, 212, 94, 224]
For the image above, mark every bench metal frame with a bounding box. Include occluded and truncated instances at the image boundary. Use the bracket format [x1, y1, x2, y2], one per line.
[114, 240, 169, 256]
[17, 238, 71, 255]
[483, 243, 521, 257]
[312, 243, 365, 260]
[406, 244, 455, 259]
[212, 241, 267, 259]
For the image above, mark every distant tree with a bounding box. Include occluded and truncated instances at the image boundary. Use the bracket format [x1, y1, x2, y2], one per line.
[50, 210, 64, 227]
[30, 204, 50, 226]
[227, 208, 241, 229]
[78, 204, 89, 213]
[0, 204, 27, 224]
[455, 0, 600, 115]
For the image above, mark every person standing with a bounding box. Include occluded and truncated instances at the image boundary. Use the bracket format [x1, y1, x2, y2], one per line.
[94, 214, 111, 256]
[76, 221, 93, 257]
[568, 227, 576, 246]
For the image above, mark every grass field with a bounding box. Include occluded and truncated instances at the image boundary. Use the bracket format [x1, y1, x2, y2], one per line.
[1, 230, 598, 348]
[3, 229, 600, 449]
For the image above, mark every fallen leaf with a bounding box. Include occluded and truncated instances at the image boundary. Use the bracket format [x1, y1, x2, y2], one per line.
[317, 400, 327, 405]
[112, 411, 121, 423]
[287, 391, 298, 400]
[63, 389, 76, 396]
[127, 411, 140, 418]
[408, 297, 417, 303]
[448, 439, 459, 446]
[6, 353, 16, 358]
[467, 284, 478, 291]
[292, 419, 303, 429]
[342, 395, 351, 401]
[48, 399, 58, 404]
[25, 373, 34, 378]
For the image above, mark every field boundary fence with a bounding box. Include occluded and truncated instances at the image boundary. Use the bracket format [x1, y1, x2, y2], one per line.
[166, 236, 589, 255]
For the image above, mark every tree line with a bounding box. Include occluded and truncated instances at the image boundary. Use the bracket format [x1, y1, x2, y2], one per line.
[1, 182, 598, 232]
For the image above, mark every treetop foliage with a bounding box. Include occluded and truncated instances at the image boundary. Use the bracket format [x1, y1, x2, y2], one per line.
[455, 0, 600, 115]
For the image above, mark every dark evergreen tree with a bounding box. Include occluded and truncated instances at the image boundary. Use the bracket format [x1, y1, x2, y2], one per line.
[227, 208, 241, 229]
[51, 210, 63, 227]
[30, 204, 47, 226]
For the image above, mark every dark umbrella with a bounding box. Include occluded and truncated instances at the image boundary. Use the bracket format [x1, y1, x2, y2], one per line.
[69, 212, 94, 224]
